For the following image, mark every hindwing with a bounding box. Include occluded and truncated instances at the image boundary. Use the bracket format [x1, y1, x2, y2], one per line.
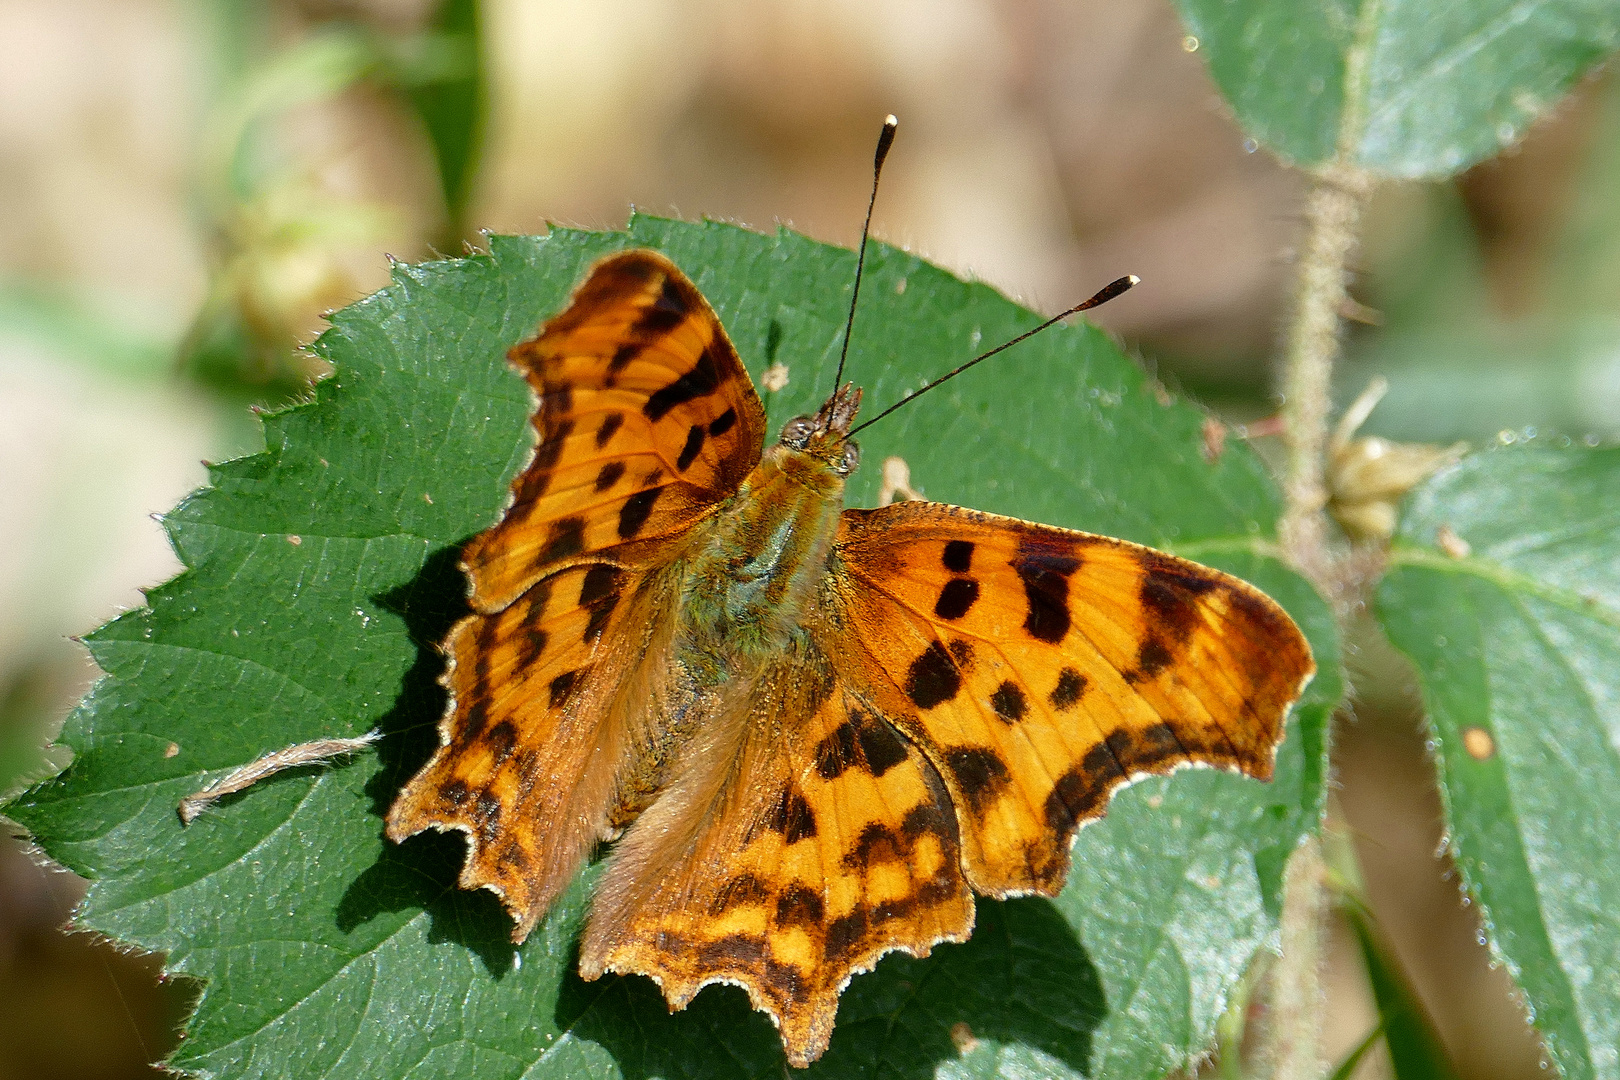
[575, 643, 974, 1068]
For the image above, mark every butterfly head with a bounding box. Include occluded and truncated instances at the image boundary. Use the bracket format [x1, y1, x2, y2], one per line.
[779, 382, 862, 476]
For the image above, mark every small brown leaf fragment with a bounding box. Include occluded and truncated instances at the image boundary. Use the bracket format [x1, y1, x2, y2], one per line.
[760, 362, 790, 393]
[164, 742, 180, 758]
[950, 1022, 980, 1054]
[1463, 727, 1495, 760]
[879, 456, 923, 506]
[1201, 417, 1227, 463]
[179, 731, 381, 824]
[287, 535, 302, 546]
[1337, 295, 1383, 325]
[1239, 414, 1286, 439]
[1436, 525, 1470, 559]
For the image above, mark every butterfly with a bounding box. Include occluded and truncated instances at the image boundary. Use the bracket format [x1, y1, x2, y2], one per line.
[383, 244, 1316, 1065]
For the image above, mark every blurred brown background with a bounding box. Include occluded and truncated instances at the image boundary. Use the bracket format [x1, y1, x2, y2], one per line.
[4, 0, 1614, 1076]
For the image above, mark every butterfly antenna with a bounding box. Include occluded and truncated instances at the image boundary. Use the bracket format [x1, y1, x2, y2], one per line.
[848, 273, 1139, 436]
[832, 114, 899, 392]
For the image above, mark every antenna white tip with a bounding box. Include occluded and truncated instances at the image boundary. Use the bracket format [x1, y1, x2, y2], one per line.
[1127, 274, 1142, 285]
[884, 114, 898, 127]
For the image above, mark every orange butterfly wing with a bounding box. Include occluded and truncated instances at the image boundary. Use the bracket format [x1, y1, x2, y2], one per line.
[829, 500, 1315, 896]
[387, 250, 767, 936]
[573, 642, 974, 1068]
[460, 249, 767, 612]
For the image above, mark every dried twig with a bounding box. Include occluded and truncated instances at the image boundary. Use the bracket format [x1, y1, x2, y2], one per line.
[178, 732, 382, 824]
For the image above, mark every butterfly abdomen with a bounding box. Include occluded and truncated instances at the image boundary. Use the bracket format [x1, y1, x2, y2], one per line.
[679, 446, 847, 678]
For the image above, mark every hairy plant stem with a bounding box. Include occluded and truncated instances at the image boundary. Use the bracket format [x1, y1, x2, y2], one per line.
[1260, 837, 1331, 1080]
[1279, 164, 1375, 593]
[1269, 161, 1374, 1080]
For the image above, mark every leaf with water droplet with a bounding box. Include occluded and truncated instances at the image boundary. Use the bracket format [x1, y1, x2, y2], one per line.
[1170, 0, 1620, 176]
[1379, 445, 1620, 1080]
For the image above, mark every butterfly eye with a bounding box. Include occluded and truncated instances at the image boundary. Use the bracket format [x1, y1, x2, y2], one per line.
[780, 416, 816, 449]
[836, 441, 860, 475]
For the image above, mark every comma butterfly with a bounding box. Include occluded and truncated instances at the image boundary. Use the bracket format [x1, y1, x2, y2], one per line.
[384, 120, 1314, 1066]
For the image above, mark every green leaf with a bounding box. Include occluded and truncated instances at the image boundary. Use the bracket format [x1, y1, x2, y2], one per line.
[5, 216, 1338, 1079]
[1327, 1022, 1385, 1080]
[1171, 0, 1620, 177]
[1342, 898, 1460, 1080]
[1377, 445, 1620, 1080]
[399, 0, 486, 228]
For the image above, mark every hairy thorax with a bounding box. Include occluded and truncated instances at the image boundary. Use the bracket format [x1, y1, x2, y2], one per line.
[678, 445, 846, 683]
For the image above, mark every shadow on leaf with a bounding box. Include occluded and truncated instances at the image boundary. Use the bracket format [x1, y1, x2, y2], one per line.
[334, 540, 520, 977]
[556, 896, 1103, 1078]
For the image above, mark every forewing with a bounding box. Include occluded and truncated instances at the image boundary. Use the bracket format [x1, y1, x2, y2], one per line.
[576, 646, 974, 1068]
[831, 500, 1314, 896]
[463, 249, 767, 612]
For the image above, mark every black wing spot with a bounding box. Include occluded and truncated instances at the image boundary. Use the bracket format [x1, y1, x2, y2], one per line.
[578, 565, 620, 607]
[519, 418, 575, 499]
[521, 581, 552, 660]
[1134, 722, 1189, 768]
[775, 885, 825, 929]
[855, 713, 909, 778]
[644, 342, 723, 421]
[584, 594, 620, 643]
[1019, 571, 1070, 643]
[990, 681, 1028, 723]
[617, 488, 661, 539]
[593, 460, 626, 492]
[487, 720, 519, 764]
[818, 710, 910, 779]
[1050, 667, 1087, 711]
[496, 841, 531, 875]
[901, 801, 948, 840]
[710, 874, 771, 914]
[677, 424, 706, 471]
[814, 721, 860, 780]
[708, 407, 738, 437]
[652, 276, 688, 315]
[844, 823, 905, 868]
[1139, 553, 1221, 645]
[1080, 740, 1126, 784]
[1013, 542, 1074, 644]
[943, 746, 1010, 810]
[595, 412, 624, 448]
[767, 788, 817, 844]
[905, 641, 961, 709]
[474, 791, 503, 844]
[697, 934, 766, 970]
[825, 909, 869, 963]
[540, 517, 586, 563]
[1015, 534, 1083, 577]
[1045, 767, 1109, 833]
[1128, 637, 1174, 682]
[943, 540, 974, 573]
[461, 693, 490, 740]
[934, 578, 980, 620]
[541, 384, 574, 419]
[548, 668, 583, 708]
